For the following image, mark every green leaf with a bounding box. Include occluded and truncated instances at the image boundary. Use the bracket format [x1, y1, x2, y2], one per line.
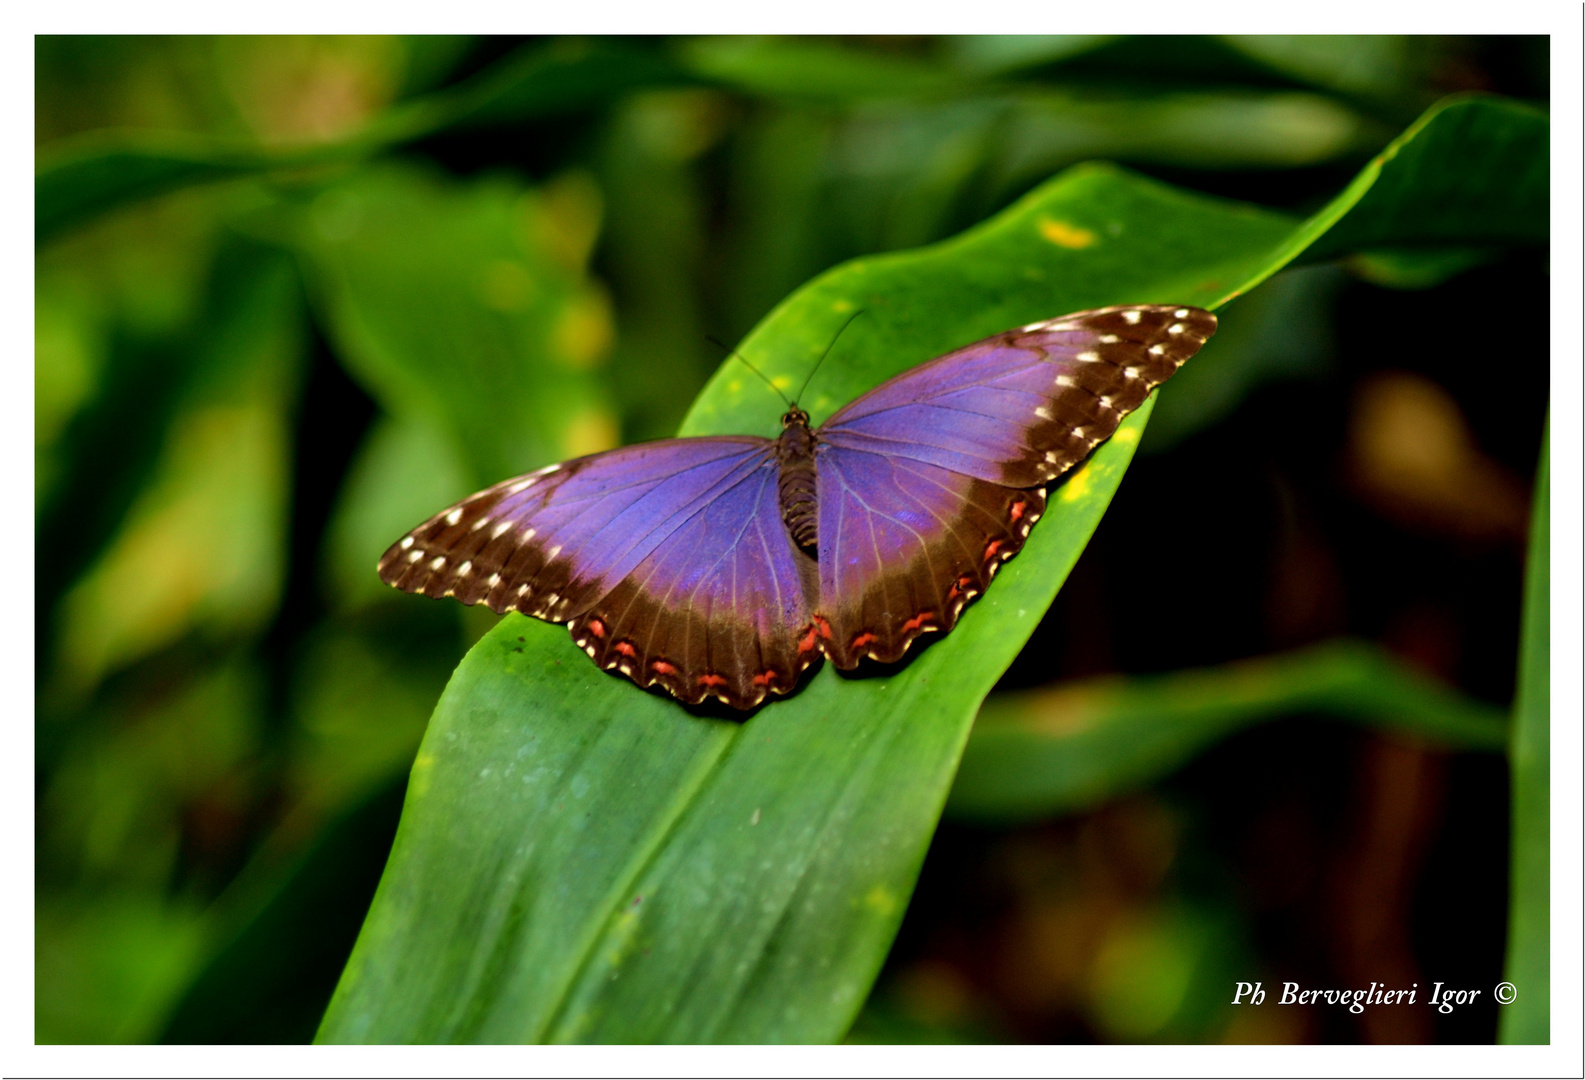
[1282, 94, 1547, 268]
[1500, 411, 1549, 1044]
[318, 95, 1548, 1044]
[947, 640, 1509, 822]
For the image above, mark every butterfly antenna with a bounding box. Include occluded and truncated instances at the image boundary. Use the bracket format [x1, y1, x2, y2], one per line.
[794, 309, 865, 406]
[705, 334, 792, 408]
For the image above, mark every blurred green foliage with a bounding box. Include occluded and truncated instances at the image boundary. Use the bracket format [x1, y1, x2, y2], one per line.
[35, 35, 1547, 1045]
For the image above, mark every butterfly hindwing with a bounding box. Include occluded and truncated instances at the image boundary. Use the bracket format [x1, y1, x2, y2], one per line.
[813, 442, 1045, 668]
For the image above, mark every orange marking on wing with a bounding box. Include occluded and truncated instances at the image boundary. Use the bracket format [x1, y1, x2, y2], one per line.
[1009, 499, 1026, 521]
[851, 631, 877, 649]
[587, 617, 607, 638]
[751, 669, 778, 688]
[797, 626, 819, 653]
[614, 640, 637, 657]
[697, 673, 727, 689]
[812, 614, 832, 639]
[651, 659, 677, 676]
[902, 612, 934, 633]
[949, 573, 975, 598]
[984, 539, 1003, 561]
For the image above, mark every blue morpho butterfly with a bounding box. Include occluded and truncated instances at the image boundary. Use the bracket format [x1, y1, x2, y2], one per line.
[380, 304, 1217, 709]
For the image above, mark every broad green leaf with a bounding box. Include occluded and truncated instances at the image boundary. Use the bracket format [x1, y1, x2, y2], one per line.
[1500, 412, 1549, 1044]
[946, 640, 1509, 822]
[318, 95, 1548, 1044]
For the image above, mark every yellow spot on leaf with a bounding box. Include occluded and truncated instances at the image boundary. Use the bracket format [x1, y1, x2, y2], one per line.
[833, 299, 854, 312]
[771, 375, 792, 391]
[1112, 425, 1139, 445]
[1039, 218, 1098, 249]
[864, 885, 898, 917]
[1060, 465, 1093, 502]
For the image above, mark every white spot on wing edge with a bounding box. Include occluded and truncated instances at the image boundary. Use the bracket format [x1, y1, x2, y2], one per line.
[486, 573, 500, 588]
[446, 508, 462, 526]
[429, 555, 447, 571]
[400, 536, 414, 550]
[1075, 351, 1100, 362]
[491, 520, 512, 539]
[1054, 375, 1075, 387]
[1149, 344, 1166, 356]
[1169, 322, 1187, 335]
[407, 549, 423, 563]
[471, 516, 491, 532]
[1123, 310, 1142, 324]
[545, 544, 562, 560]
[1034, 406, 1052, 420]
[1174, 307, 1190, 318]
[456, 560, 472, 577]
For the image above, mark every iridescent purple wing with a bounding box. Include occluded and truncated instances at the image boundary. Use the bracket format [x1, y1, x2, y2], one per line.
[378, 437, 819, 709]
[812, 304, 1216, 666]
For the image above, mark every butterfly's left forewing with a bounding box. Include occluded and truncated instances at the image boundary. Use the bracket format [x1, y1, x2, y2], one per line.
[813, 304, 1215, 666]
[380, 436, 819, 708]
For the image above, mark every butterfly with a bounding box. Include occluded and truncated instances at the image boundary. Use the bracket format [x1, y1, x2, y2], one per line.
[379, 304, 1216, 709]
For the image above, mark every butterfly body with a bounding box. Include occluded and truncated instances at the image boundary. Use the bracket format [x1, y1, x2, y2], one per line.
[775, 407, 821, 553]
[380, 304, 1217, 709]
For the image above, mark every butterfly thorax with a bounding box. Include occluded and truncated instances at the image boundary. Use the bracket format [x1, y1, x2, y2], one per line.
[776, 406, 820, 554]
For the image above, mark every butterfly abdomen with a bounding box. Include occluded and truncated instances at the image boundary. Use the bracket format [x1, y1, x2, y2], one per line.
[776, 412, 820, 553]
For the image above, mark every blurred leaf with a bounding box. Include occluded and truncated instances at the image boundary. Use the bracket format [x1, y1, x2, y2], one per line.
[159, 776, 408, 1044]
[678, 37, 961, 102]
[944, 35, 1117, 75]
[594, 91, 722, 441]
[318, 94, 1546, 1044]
[36, 39, 688, 246]
[1085, 901, 1248, 1043]
[40, 660, 267, 888]
[285, 164, 617, 486]
[49, 249, 304, 696]
[323, 415, 472, 609]
[1222, 35, 1422, 105]
[36, 897, 210, 1044]
[985, 89, 1379, 181]
[1343, 244, 1499, 289]
[287, 621, 460, 815]
[947, 641, 1509, 823]
[1500, 411, 1549, 1044]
